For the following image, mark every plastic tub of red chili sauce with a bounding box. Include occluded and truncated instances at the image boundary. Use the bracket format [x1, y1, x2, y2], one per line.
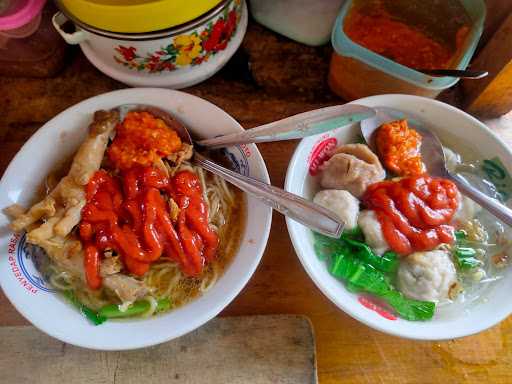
[328, 0, 485, 100]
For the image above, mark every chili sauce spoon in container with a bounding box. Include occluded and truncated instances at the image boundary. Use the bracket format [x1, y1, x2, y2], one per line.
[361, 107, 512, 227]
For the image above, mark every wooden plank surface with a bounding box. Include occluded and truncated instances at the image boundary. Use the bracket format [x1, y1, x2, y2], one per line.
[0, 315, 316, 384]
[1, 21, 512, 384]
[462, 11, 512, 117]
[479, 0, 512, 48]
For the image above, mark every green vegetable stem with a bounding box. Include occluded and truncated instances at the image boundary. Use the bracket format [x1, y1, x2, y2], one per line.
[343, 237, 398, 273]
[453, 230, 481, 270]
[64, 290, 107, 326]
[455, 230, 467, 241]
[99, 298, 171, 319]
[454, 247, 480, 270]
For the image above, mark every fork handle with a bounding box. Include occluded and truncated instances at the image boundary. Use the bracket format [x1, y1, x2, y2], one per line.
[450, 172, 512, 227]
[194, 153, 344, 238]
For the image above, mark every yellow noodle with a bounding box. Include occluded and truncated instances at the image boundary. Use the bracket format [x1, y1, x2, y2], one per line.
[49, 270, 73, 291]
[141, 296, 158, 317]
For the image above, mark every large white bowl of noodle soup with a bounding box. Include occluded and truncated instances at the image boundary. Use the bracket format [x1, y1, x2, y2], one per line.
[0, 88, 272, 350]
[286, 94, 512, 340]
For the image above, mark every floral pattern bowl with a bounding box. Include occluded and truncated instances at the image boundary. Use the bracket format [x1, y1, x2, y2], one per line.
[53, 0, 247, 88]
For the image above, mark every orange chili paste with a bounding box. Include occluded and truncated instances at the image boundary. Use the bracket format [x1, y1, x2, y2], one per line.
[376, 119, 425, 176]
[108, 111, 182, 171]
[344, 8, 462, 69]
[79, 167, 218, 290]
[362, 175, 459, 255]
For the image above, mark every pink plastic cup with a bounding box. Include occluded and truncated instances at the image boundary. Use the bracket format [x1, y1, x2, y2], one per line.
[0, 0, 46, 44]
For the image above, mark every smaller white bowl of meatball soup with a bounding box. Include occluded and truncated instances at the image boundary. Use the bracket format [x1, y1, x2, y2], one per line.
[285, 94, 512, 340]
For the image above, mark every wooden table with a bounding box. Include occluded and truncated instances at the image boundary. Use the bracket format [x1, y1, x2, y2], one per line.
[1, 22, 512, 384]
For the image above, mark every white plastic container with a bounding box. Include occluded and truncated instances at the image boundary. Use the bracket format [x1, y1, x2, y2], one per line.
[250, 0, 345, 46]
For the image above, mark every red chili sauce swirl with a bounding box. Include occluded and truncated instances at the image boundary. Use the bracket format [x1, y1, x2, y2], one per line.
[79, 167, 218, 290]
[362, 175, 459, 255]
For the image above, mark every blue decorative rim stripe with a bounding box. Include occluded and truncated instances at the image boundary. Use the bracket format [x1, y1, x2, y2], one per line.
[17, 233, 55, 293]
[221, 145, 250, 176]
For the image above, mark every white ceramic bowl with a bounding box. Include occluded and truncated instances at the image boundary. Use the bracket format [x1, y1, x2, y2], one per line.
[285, 94, 512, 340]
[0, 88, 272, 350]
[52, 0, 247, 89]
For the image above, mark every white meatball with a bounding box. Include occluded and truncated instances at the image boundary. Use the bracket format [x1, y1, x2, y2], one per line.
[358, 210, 389, 255]
[443, 147, 461, 173]
[313, 190, 359, 229]
[452, 193, 481, 225]
[397, 250, 458, 302]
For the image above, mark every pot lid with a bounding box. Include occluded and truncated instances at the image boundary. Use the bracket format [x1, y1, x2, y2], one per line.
[57, 0, 223, 33]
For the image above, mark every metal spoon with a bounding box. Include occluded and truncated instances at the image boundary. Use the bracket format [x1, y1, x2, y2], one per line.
[197, 104, 375, 148]
[118, 104, 345, 238]
[414, 68, 488, 79]
[361, 107, 512, 227]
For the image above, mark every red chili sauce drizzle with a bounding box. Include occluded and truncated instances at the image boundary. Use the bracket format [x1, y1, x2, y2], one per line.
[79, 167, 218, 290]
[362, 175, 459, 255]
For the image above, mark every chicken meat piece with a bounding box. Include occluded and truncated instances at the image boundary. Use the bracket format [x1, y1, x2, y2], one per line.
[3, 203, 29, 219]
[53, 242, 149, 304]
[54, 245, 149, 303]
[100, 256, 123, 277]
[397, 250, 458, 302]
[168, 198, 180, 223]
[5, 109, 153, 305]
[313, 190, 359, 229]
[31, 235, 149, 303]
[9, 109, 119, 239]
[166, 143, 194, 175]
[103, 274, 150, 303]
[32, 236, 86, 280]
[69, 109, 121, 185]
[26, 215, 63, 245]
[319, 144, 385, 198]
[9, 197, 56, 232]
[53, 198, 86, 237]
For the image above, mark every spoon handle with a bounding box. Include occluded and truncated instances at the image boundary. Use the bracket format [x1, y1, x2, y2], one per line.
[194, 153, 344, 238]
[196, 105, 375, 149]
[415, 68, 488, 79]
[449, 173, 512, 227]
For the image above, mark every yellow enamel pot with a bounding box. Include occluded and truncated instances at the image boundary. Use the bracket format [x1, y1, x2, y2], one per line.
[57, 0, 223, 33]
[52, 0, 248, 88]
